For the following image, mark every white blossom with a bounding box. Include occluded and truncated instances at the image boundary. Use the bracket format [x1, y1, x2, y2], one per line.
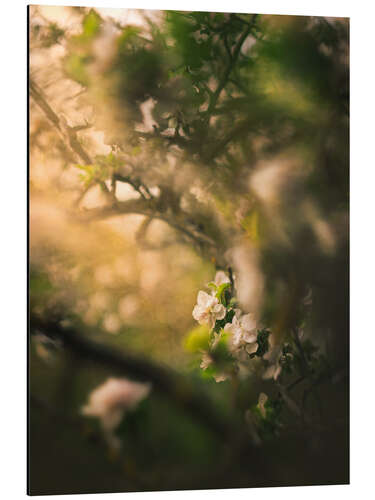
[263, 343, 282, 380]
[81, 377, 151, 448]
[200, 351, 213, 370]
[200, 350, 228, 383]
[192, 290, 226, 328]
[224, 310, 258, 352]
[213, 372, 228, 383]
[213, 270, 230, 287]
[258, 392, 268, 417]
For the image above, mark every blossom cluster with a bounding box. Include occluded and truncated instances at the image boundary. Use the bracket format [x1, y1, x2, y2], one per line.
[192, 270, 283, 383]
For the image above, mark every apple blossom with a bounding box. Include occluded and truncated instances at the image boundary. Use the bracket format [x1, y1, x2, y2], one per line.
[192, 290, 226, 328]
[224, 309, 258, 352]
[81, 377, 151, 448]
[213, 270, 230, 287]
[263, 344, 282, 380]
[258, 392, 268, 417]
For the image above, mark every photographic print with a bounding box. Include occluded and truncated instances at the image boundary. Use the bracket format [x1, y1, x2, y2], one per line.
[28, 4, 349, 495]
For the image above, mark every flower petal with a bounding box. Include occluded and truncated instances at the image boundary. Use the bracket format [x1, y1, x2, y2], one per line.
[245, 341, 258, 354]
[192, 305, 203, 321]
[214, 373, 228, 383]
[259, 392, 268, 405]
[240, 313, 256, 332]
[273, 364, 282, 380]
[262, 364, 276, 380]
[224, 322, 233, 332]
[232, 328, 243, 346]
[234, 308, 242, 319]
[243, 331, 257, 343]
[214, 304, 226, 320]
[214, 270, 230, 286]
[200, 352, 212, 370]
[197, 290, 210, 306]
[258, 392, 268, 417]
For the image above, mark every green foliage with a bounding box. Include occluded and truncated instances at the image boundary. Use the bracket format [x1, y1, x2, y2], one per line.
[278, 343, 295, 374]
[212, 308, 235, 334]
[74, 153, 122, 186]
[64, 54, 91, 87]
[252, 397, 284, 440]
[114, 46, 166, 103]
[30, 270, 54, 296]
[215, 282, 231, 305]
[211, 332, 233, 364]
[251, 328, 271, 358]
[166, 12, 213, 70]
[184, 325, 210, 353]
[82, 9, 102, 39]
[63, 10, 102, 86]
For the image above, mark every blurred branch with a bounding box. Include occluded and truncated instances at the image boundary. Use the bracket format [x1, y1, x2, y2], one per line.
[29, 79, 61, 130]
[135, 216, 175, 250]
[114, 174, 152, 200]
[30, 78, 221, 261]
[29, 78, 111, 200]
[30, 78, 90, 164]
[76, 198, 221, 264]
[30, 315, 236, 441]
[205, 16, 257, 122]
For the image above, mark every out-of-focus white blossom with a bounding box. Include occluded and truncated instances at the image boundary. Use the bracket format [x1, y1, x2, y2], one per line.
[103, 313, 121, 334]
[81, 377, 151, 448]
[228, 243, 264, 314]
[192, 291, 226, 328]
[200, 351, 228, 383]
[263, 362, 282, 380]
[213, 372, 228, 383]
[224, 310, 258, 352]
[263, 344, 282, 380]
[302, 287, 312, 306]
[213, 270, 230, 287]
[258, 392, 268, 417]
[200, 351, 213, 370]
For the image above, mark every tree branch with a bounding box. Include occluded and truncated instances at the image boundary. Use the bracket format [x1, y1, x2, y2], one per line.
[75, 198, 218, 259]
[29, 78, 111, 200]
[205, 17, 257, 122]
[30, 315, 236, 441]
[30, 82, 220, 262]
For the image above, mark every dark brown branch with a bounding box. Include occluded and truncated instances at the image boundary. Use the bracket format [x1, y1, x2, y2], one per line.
[204, 118, 257, 162]
[114, 174, 151, 200]
[30, 315, 236, 441]
[76, 198, 217, 253]
[29, 79, 61, 129]
[30, 78, 91, 163]
[30, 82, 220, 262]
[205, 17, 257, 122]
[76, 197, 154, 220]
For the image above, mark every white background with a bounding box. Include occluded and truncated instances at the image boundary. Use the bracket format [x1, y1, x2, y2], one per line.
[0, 0, 374, 498]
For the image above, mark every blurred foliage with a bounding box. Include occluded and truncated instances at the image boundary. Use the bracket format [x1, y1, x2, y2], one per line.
[29, 5, 349, 495]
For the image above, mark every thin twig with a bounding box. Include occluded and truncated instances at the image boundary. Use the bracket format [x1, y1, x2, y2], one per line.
[30, 78, 112, 202]
[205, 16, 257, 122]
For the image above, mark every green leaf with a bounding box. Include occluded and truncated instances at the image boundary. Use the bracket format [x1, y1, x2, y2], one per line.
[213, 308, 235, 334]
[82, 9, 101, 39]
[211, 332, 233, 363]
[215, 282, 231, 305]
[184, 325, 210, 353]
[207, 282, 217, 290]
[250, 328, 271, 358]
[64, 54, 91, 86]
